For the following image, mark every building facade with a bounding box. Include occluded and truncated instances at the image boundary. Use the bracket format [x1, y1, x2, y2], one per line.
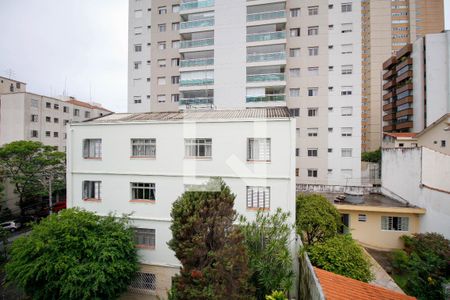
[66, 107, 297, 298]
[0, 76, 26, 94]
[361, 0, 444, 151]
[128, 0, 363, 186]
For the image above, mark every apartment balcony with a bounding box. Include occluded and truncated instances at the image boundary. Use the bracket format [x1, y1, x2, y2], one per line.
[396, 83, 413, 94]
[383, 79, 396, 90]
[383, 91, 395, 101]
[396, 70, 413, 83]
[397, 44, 412, 60]
[383, 69, 396, 81]
[383, 124, 396, 132]
[246, 51, 286, 64]
[246, 94, 285, 102]
[383, 102, 395, 111]
[179, 97, 214, 106]
[383, 113, 395, 122]
[396, 108, 413, 118]
[246, 73, 285, 82]
[180, 18, 214, 32]
[396, 95, 413, 106]
[395, 57, 412, 71]
[396, 121, 413, 130]
[180, 78, 214, 87]
[180, 57, 214, 68]
[246, 31, 286, 43]
[180, 38, 214, 49]
[180, 0, 214, 12]
[247, 10, 286, 23]
[383, 56, 397, 70]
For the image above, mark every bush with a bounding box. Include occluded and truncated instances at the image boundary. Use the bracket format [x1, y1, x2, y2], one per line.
[361, 149, 381, 163]
[6, 208, 139, 300]
[296, 194, 341, 245]
[265, 290, 287, 300]
[308, 235, 373, 282]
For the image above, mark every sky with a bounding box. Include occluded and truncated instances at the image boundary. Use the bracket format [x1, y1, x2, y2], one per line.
[0, 0, 449, 113]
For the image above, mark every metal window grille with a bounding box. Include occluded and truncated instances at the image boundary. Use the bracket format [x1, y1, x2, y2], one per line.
[130, 272, 156, 293]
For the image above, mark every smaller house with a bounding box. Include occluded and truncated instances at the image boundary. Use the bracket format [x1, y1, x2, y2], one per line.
[382, 133, 418, 148]
[415, 113, 450, 155]
[314, 267, 415, 300]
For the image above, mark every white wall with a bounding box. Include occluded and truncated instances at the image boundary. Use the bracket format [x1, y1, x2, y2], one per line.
[382, 147, 450, 238]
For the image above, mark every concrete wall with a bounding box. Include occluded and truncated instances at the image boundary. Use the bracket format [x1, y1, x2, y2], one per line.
[417, 117, 450, 155]
[382, 147, 450, 238]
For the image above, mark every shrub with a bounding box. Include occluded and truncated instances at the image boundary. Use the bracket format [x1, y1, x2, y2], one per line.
[265, 290, 287, 300]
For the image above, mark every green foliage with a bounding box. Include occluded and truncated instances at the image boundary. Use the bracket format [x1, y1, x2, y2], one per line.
[361, 149, 381, 163]
[240, 209, 293, 300]
[308, 235, 374, 282]
[168, 178, 253, 300]
[296, 194, 341, 245]
[391, 233, 449, 300]
[5, 208, 139, 300]
[265, 290, 287, 300]
[0, 207, 13, 223]
[0, 141, 66, 214]
[0, 226, 10, 262]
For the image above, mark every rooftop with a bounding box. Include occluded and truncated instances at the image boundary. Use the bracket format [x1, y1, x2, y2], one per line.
[383, 132, 417, 139]
[82, 107, 291, 124]
[314, 267, 416, 300]
[318, 192, 421, 209]
[0, 76, 26, 85]
[65, 98, 112, 112]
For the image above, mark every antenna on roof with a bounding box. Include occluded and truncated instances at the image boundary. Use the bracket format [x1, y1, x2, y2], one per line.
[63, 77, 68, 97]
[4, 68, 15, 79]
[89, 81, 92, 102]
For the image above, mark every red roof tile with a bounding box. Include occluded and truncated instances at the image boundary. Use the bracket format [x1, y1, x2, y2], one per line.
[383, 132, 417, 138]
[65, 99, 112, 112]
[314, 267, 416, 300]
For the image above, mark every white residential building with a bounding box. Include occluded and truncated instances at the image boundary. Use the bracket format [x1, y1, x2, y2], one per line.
[128, 0, 362, 186]
[66, 107, 296, 298]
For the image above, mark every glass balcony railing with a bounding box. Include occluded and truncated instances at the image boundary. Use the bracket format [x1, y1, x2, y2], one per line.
[180, 18, 214, 30]
[247, 31, 286, 42]
[180, 78, 214, 86]
[247, 10, 286, 22]
[179, 97, 214, 105]
[180, 38, 214, 49]
[247, 73, 285, 82]
[180, 0, 214, 11]
[246, 94, 285, 102]
[246, 52, 286, 63]
[180, 58, 214, 68]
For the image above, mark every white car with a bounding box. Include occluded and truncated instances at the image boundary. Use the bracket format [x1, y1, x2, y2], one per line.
[1, 221, 21, 232]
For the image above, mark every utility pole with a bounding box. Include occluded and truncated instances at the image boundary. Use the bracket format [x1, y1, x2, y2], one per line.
[48, 174, 53, 215]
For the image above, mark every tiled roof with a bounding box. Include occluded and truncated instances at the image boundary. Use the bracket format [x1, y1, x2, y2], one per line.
[65, 99, 112, 112]
[87, 107, 291, 123]
[383, 132, 417, 138]
[314, 268, 416, 300]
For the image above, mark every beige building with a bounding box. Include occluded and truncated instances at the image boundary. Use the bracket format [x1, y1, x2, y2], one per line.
[382, 132, 418, 148]
[361, 0, 444, 152]
[0, 76, 26, 94]
[416, 113, 450, 155]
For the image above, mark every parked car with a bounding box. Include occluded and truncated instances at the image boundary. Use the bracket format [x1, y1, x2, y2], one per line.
[52, 201, 66, 213]
[1, 221, 21, 232]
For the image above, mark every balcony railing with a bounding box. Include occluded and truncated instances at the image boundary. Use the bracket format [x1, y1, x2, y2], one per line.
[180, 0, 214, 11]
[180, 38, 214, 49]
[247, 10, 286, 22]
[246, 94, 285, 102]
[180, 58, 214, 68]
[180, 78, 214, 86]
[179, 97, 214, 105]
[247, 73, 285, 82]
[247, 52, 286, 63]
[180, 18, 214, 30]
[247, 31, 286, 42]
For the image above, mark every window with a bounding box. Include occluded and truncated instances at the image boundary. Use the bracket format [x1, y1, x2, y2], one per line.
[131, 183, 156, 201]
[31, 130, 38, 138]
[341, 107, 353, 116]
[172, 22, 180, 31]
[171, 76, 180, 84]
[185, 139, 212, 158]
[158, 6, 167, 15]
[131, 138, 156, 157]
[341, 3, 352, 12]
[308, 67, 319, 75]
[308, 26, 319, 36]
[341, 23, 353, 33]
[63, 106, 69, 113]
[171, 94, 180, 102]
[289, 68, 300, 77]
[296, 148, 300, 156]
[158, 24, 166, 32]
[308, 87, 318, 97]
[54, 132, 59, 138]
[290, 8, 300, 17]
[45, 116, 51, 123]
[54, 104, 59, 110]
[381, 216, 409, 231]
[31, 99, 39, 108]
[133, 96, 142, 104]
[307, 148, 318, 157]
[308, 6, 319, 15]
[84, 111, 90, 118]
[296, 168, 299, 176]
[157, 95, 166, 103]
[83, 139, 102, 159]
[46, 102, 51, 108]
[341, 44, 353, 54]
[308, 169, 318, 177]
[171, 58, 180, 67]
[134, 9, 143, 18]
[246, 186, 270, 209]
[289, 108, 299, 117]
[289, 48, 300, 57]
[341, 86, 353, 95]
[290, 28, 300, 37]
[45, 131, 51, 137]
[135, 44, 142, 52]
[308, 47, 319, 56]
[308, 108, 318, 117]
[134, 26, 143, 35]
[247, 138, 271, 161]
[157, 77, 166, 85]
[289, 88, 300, 97]
[31, 114, 38, 122]
[74, 109, 80, 116]
[158, 41, 166, 50]
[307, 128, 318, 137]
[158, 59, 166, 68]
[134, 61, 142, 70]
[341, 127, 353, 137]
[328, 148, 333, 153]
[358, 214, 367, 222]
[341, 65, 353, 74]
[130, 272, 156, 291]
[328, 127, 333, 133]
[172, 4, 180, 13]
[341, 148, 352, 157]
[172, 40, 180, 49]
[134, 228, 156, 248]
[54, 117, 59, 123]
[441, 140, 446, 147]
[82, 181, 101, 200]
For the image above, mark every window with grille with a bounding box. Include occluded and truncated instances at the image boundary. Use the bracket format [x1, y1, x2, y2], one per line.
[341, 23, 353, 33]
[247, 138, 271, 161]
[131, 183, 156, 201]
[341, 3, 352, 12]
[381, 216, 409, 231]
[308, 26, 319, 36]
[341, 127, 353, 137]
[246, 186, 270, 209]
[358, 214, 367, 222]
[308, 108, 318, 116]
[307, 128, 318, 137]
[31, 130, 38, 138]
[185, 139, 212, 158]
[341, 65, 353, 74]
[134, 228, 156, 248]
[308, 6, 318, 15]
[31, 114, 38, 122]
[308, 169, 318, 177]
[341, 107, 353, 116]
[289, 108, 300, 117]
[341, 148, 353, 157]
[131, 139, 156, 157]
[130, 272, 156, 292]
[307, 148, 318, 157]
[83, 139, 102, 158]
[82, 181, 101, 200]
[308, 47, 319, 56]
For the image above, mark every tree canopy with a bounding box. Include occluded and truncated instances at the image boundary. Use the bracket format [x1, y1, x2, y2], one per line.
[6, 208, 139, 300]
[168, 178, 253, 300]
[296, 194, 341, 245]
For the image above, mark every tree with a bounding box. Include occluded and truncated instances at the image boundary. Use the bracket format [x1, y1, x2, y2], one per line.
[392, 233, 449, 299]
[6, 208, 139, 300]
[296, 194, 341, 245]
[168, 178, 253, 300]
[0, 226, 10, 262]
[361, 149, 381, 163]
[307, 235, 373, 282]
[240, 209, 294, 299]
[0, 141, 66, 215]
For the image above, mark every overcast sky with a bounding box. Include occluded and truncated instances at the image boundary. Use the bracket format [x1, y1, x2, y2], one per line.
[0, 1, 449, 113]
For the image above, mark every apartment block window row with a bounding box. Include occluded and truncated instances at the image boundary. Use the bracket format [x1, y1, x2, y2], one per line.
[185, 138, 212, 158]
[131, 138, 156, 158]
[131, 183, 156, 201]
